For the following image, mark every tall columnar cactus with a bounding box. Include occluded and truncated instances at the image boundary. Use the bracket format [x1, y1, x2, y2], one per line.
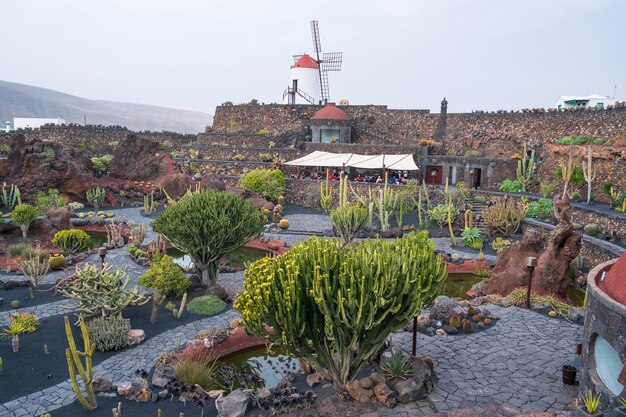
[86, 186, 106, 213]
[65, 316, 97, 411]
[235, 233, 447, 393]
[516, 142, 535, 193]
[338, 171, 349, 208]
[464, 209, 473, 229]
[560, 144, 576, 199]
[445, 178, 457, 246]
[1, 184, 21, 211]
[320, 169, 333, 212]
[582, 145, 596, 204]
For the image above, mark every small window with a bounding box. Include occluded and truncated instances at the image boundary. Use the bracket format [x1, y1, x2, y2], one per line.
[557, 104, 562, 110]
[597, 102, 604, 108]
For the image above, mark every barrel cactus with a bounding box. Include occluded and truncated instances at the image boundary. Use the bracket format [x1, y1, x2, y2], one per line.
[278, 219, 289, 230]
[235, 232, 447, 394]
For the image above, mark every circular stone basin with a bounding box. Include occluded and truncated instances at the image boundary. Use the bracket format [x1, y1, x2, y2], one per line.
[218, 346, 300, 390]
[168, 245, 270, 270]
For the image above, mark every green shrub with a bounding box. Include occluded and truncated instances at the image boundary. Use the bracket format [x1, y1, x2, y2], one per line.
[461, 227, 483, 249]
[482, 197, 528, 235]
[139, 255, 190, 323]
[186, 295, 227, 316]
[474, 195, 487, 204]
[52, 229, 91, 255]
[10, 311, 39, 333]
[539, 181, 555, 198]
[8, 243, 28, 257]
[499, 179, 523, 193]
[235, 233, 447, 391]
[571, 191, 582, 201]
[238, 169, 285, 201]
[174, 355, 218, 390]
[258, 152, 274, 162]
[526, 198, 553, 219]
[35, 188, 67, 211]
[86, 316, 130, 352]
[90, 155, 113, 175]
[464, 150, 482, 157]
[379, 350, 413, 379]
[554, 166, 585, 185]
[583, 223, 599, 236]
[428, 204, 459, 228]
[11, 203, 39, 239]
[555, 136, 597, 145]
[330, 204, 369, 245]
[490, 237, 511, 251]
[152, 190, 264, 285]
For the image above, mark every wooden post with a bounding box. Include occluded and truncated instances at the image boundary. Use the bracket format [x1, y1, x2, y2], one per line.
[525, 256, 537, 308]
[412, 316, 417, 356]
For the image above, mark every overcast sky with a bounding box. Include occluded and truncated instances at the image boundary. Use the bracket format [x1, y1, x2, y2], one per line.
[2, 0, 625, 115]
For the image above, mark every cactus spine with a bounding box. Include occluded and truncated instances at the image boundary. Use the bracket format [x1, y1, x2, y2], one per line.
[65, 316, 97, 411]
[464, 209, 473, 229]
[560, 144, 576, 199]
[582, 144, 596, 204]
[516, 142, 535, 193]
[320, 169, 333, 212]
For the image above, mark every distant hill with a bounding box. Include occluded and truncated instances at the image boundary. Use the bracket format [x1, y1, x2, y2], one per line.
[0, 80, 212, 134]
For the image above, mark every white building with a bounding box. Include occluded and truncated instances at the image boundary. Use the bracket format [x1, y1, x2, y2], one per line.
[554, 95, 616, 110]
[283, 54, 321, 105]
[12, 116, 65, 130]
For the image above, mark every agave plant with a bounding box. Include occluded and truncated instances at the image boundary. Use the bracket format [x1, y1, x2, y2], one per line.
[379, 350, 413, 379]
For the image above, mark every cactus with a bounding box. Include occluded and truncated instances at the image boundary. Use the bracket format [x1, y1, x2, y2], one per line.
[320, 169, 333, 212]
[477, 322, 485, 329]
[582, 145, 596, 204]
[86, 187, 106, 213]
[462, 320, 473, 333]
[277, 196, 286, 206]
[143, 191, 157, 215]
[467, 306, 475, 316]
[106, 222, 125, 248]
[559, 144, 576, 199]
[449, 315, 461, 328]
[464, 209, 473, 229]
[1, 184, 21, 212]
[446, 178, 457, 246]
[52, 229, 92, 258]
[484, 318, 492, 325]
[278, 219, 289, 229]
[516, 142, 535, 193]
[338, 171, 349, 208]
[146, 235, 167, 260]
[272, 210, 282, 223]
[172, 293, 188, 319]
[65, 316, 97, 410]
[482, 197, 528, 235]
[59, 263, 149, 320]
[472, 314, 481, 322]
[235, 232, 447, 391]
[86, 316, 130, 352]
[11, 203, 39, 240]
[19, 248, 50, 289]
[130, 224, 147, 246]
[330, 204, 369, 246]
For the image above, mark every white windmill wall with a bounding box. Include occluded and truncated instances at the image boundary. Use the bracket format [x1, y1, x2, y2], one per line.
[285, 67, 320, 105]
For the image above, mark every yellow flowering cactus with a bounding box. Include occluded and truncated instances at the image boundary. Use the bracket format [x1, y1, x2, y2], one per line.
[235, 232, 447, 393]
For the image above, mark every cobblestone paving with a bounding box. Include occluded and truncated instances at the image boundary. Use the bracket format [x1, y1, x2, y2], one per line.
[0, 210, 580, 416]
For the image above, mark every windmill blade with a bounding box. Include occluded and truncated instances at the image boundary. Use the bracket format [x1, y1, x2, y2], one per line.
[311, 20, 322, 58]
[292, 55, 303, 64]
[321, 52, 343, 71]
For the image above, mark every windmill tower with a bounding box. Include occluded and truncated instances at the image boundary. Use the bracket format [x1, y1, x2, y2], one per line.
[283, 20, 343, 105]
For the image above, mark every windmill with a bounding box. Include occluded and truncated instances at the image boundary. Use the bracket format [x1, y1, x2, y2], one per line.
[285, 21, 343, 105]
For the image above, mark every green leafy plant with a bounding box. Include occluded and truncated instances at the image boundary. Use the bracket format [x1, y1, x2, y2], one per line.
[428, 204, 459, 228]
[152, 190, 264, 286]
[555, 135, 598, 145]
[186, 295, 227, 316]
[490, 237, 511, 251]
[1, 184, 21, 211]
[461, 227, 483, 250]
[9, 312, 39, 333]
[258, 152, 274, 162]
[64, 316, 96, 411]
[90, 155, 113, 175]
[86, 187, 106, 212]
[330, 204, 369, 246]
[59, 263, 149, 319]
[238, 169, 285, 201]
[526, 198, 553, 219]
[482, 197, 528, 235]
[232, 153, 246, 161]
[11, 203, 39, 240]
[8, 242, 28, 257]
[2, 322, 24, 337]
[35, 188, 67, 211]
[52, 229, 92, 258]
[235, 232, 447, 393]
[539, 181, 555, 198]
[174, 350, 218, 390]
[138, 254, 190, 323]
[499, 179, 523, 193]
[378, 350, 413, 379]
[581, 391, 601, 414]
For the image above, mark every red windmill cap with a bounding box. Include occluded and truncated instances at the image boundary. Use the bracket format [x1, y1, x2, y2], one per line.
[291, 54, 319, 69]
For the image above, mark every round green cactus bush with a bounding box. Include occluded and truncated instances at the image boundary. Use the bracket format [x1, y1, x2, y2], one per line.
[330, 204, 369, 246]
[235, 232, 447, 394]
[152, 190, 264, 286]
[11, 203, 39, 240]
[51, 229, 92, 255]
[186, 295, 227, 316]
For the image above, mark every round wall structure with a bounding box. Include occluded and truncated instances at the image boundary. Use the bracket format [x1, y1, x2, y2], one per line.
[581, 257, 626, 415]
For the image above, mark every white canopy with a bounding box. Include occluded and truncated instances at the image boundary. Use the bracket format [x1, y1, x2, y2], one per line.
[285, 151, 419, 171]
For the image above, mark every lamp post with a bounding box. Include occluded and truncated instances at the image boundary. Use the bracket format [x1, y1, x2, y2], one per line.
[525, 256, 537, 308]
[98, 247, 108, 270]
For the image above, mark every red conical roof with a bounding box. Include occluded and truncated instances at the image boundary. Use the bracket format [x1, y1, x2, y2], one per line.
[291, 54, 319, 69]
[312, 103, 349, 120]
[600, 251, 626, 306]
